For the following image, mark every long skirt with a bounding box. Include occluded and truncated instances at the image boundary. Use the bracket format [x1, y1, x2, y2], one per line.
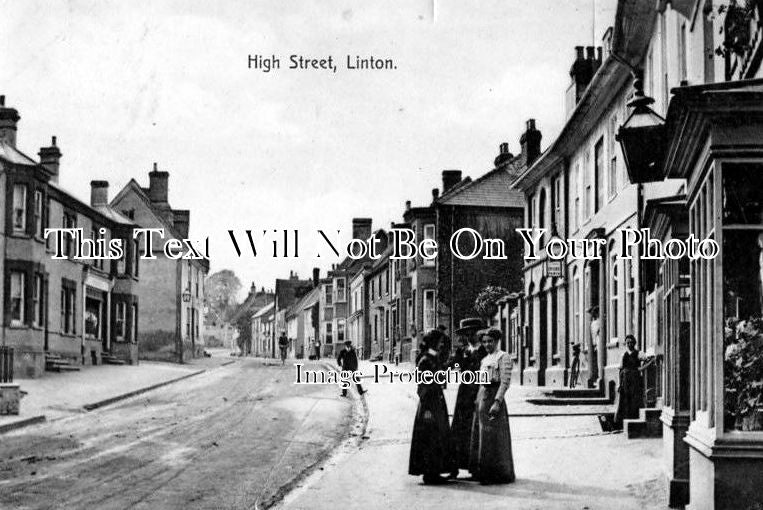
[614, 368, 643, 424]
[449, 383, 479, 471]
[408, 388, 451, 476]
[468, 385, 515, 483]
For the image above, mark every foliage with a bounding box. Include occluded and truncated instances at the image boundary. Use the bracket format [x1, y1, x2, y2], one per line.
[724, 317, 763, 430]
[711, 0, 759, 58]
[474, 285, 509, 321]
[205, 269, 242, 322]
[235, 308, 255, 354]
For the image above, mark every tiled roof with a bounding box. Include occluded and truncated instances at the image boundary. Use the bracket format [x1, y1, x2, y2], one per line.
[0, 141, 40, 166]
[437, 168, 525, 208]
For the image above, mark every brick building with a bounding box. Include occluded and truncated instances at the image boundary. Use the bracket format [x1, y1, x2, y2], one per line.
[110, 164, 209, 362]
[1, 97, 141, 377]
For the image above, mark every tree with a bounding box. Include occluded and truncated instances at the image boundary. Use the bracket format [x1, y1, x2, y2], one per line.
[205, 270, 242, 323]
[474, 285, 509, 324]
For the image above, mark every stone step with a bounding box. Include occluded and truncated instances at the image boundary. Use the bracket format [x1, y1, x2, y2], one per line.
[102, 358, 126, 365]
[46, 364, 80, 372]
[526, 396, 613, 406]
[543, 388, 603, 399]
[624, 407, 663, 439]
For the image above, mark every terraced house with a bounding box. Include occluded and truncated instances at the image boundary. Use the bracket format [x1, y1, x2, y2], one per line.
[1, 97, 141, 377]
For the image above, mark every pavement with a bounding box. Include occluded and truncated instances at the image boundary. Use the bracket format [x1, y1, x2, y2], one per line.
[0, 351, 237, 433]
[0, 357, 355, 509]
[278, 360, 667, 510]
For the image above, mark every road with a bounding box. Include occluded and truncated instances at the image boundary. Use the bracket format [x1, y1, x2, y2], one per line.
[0, 359, 354, 510]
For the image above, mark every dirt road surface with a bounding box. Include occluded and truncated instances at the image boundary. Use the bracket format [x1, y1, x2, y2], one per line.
[0, 359, 354, 510]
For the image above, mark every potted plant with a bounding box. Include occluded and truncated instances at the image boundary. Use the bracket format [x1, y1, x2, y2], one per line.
[724, 317, 763, 431]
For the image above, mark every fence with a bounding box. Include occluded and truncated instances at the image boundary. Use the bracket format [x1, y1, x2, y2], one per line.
[0, 346, 13, 383]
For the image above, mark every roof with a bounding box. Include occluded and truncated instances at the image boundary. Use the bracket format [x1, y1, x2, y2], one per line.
[513, 0, 657, 191]
[253, 301, 275, 319]
[0, 141, 38, 166]
[437, 167, 525, 208]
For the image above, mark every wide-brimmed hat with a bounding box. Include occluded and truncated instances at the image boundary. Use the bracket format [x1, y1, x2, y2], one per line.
[455, 318, 485, 335]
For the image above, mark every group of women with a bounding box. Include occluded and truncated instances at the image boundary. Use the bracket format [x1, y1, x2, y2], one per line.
[408, 321, 515, 486]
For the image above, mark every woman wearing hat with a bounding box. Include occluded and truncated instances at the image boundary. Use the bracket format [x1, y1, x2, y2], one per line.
[469, 327, 515, 484]
[447, 317, 487, 479]
[408, 329, 451, 485]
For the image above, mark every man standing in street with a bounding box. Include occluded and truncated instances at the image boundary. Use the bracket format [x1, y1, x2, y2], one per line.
[588, 306, 601, 384]
[337, 340, 366, 397]
[278, 332, 288, 365]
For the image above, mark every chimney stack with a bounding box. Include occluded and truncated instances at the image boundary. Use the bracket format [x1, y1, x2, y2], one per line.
[90, 180, 109, 207]
[520, 119, 542, 168]
[0, 96, 20, 148]
[173, 210, 190, 238]
[39, 136, 62, 183]
[431, 188, 439, 201]
[148, 162, 170, 205]
[313, 267, 320, 287]
[352, 217, 372, 241]
[442, 170, 462, 193]
[250, 281, 256, 295]
[405, 200, 411, 211]
[494, 142, 514, 168]
[569, 45, 602, 107]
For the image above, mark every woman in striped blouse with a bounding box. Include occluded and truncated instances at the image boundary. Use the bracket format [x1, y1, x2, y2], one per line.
[468, 327, 515, 484]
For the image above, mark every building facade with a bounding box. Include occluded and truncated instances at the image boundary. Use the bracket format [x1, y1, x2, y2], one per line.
[1, 97, 140, 377]
[110, 165, 209, 362]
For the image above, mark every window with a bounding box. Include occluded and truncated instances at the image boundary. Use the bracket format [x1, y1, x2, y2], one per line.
[195, 268, 200, 297]
[325, 284, 333, 306]
[33, 274, 43, 327]
[678, 22, 687, 82]
[10, 271, 25, 325]
[594, 138, 604, 213]
[552, 176, 561, 231]
[572, 163, 580, 231]
[117, 239, 126, 274]
[370, 279, 375, 301]
[85, 297, 102, 339]
[584, 152, 592, 218]
[335, 277, 346, 302]
[337, 319, 345, 342]
[423, 224, 435, 265]
[34, 190, 43, 238]
[625, 258, 636, 336]
[131, 304, 138, 343]
[538, 189, 547, 232]
[325, 322, 333, 344]
[61, 284, 76, 334]
[133, 239, 140, 276]
[610, 250, 619, 341]
[13, 184, 27, 233]
[115, 302, 126, 339]
[646, 49, 654, 98]
[608, 115, 618, 198]
[186, 306, 191, 338]
[423, 289, 436, 331]
[573, 268, 581, 344]
[63, 212, 76, 256]
[406, 298, 413, 334]
[412, 289, 417, 326]
[527, 193, 534, 229]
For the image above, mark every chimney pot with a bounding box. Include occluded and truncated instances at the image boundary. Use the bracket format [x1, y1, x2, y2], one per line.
[148, 164, 170, 205]
[500, 142, 509, 155]
[313, 267, 320, 287]
[51, 135, 57, 146]
[0, 95, 4, 106]
[432, 188, 439, 200]
[0, 96, 21, 147]
[519, 118, 542, 169]
[575, 46, 584, 59]
[405, 200, 411, 211]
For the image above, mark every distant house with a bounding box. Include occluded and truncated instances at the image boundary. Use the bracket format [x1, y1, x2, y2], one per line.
[228, 282, 274, 355]
[251, 301, 274, 357]
[111, 164, 209, 362]
[273, 271, 313, 358]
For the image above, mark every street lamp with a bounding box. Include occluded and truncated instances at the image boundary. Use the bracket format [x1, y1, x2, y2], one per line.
[182, 287, 192, 303]
[616, 72, 666, 183]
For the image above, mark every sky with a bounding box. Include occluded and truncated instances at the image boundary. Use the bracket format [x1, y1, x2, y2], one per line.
[1, 0, 616, 301]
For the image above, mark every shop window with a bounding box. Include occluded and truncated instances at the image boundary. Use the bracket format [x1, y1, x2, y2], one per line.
[721, 164, 763, 431]
[12, 184, 27, 234]
[85, 297, 102, 340]
[10, 271, 25, 325]
[337, 319, 345, 343]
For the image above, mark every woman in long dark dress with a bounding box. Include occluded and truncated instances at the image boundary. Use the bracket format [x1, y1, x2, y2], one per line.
[614, 334, 653, 425]
[447, 318, 487, 478]
[408, 329, 451, 485]
[469, 328, 515, 485]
